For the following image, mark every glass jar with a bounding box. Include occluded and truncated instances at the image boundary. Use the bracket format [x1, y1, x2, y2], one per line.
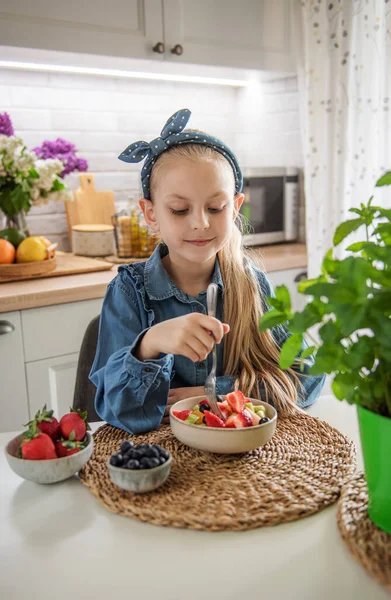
[112, 206, 161, 258]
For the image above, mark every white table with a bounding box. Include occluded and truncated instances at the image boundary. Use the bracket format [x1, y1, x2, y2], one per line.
[0, 396, 389, 600]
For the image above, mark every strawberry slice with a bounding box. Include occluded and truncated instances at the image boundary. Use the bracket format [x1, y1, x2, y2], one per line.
[225, 409, 253, 428]
[226, 390, 246, 414]
[172, 409, 192, 421]
[204, 411, 225, 428]
[217, 402, 230, 421]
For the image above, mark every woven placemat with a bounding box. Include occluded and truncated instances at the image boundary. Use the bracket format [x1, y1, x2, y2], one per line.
[79, 414, 356, 531]
[337, 472, 391, 591]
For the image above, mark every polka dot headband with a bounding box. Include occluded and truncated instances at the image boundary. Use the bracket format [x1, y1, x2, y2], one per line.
[118, 108, 243, 199]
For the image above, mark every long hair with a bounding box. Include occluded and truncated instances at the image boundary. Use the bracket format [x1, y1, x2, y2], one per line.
[150, 138, 301, 415]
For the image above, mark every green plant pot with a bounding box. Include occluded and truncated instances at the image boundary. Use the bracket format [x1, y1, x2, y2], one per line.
[357, 405, 391, 534]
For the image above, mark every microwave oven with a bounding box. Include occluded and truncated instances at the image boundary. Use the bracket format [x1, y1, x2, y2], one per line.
[240, 167, 299, 246]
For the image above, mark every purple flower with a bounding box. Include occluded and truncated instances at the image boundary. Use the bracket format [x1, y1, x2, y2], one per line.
[0, 112, 14, 136]
[33, 137, 88, 178]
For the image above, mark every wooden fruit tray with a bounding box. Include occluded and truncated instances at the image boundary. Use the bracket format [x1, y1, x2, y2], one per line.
[0, 256, 57, 282]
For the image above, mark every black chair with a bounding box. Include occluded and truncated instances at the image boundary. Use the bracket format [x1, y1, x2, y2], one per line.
[72, 315, 102, 422]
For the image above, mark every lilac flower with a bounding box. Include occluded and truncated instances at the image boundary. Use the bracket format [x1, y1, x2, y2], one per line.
[33, 137, 88, 178]
[0, 112, 14, 136]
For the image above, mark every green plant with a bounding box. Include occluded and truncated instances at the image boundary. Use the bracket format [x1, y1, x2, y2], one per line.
[259, 172, 391, 418]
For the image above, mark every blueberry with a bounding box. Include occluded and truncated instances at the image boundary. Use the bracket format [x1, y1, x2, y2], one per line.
[199, 404, 211, 413]
[120, 440, 134, 454]
[158, 447, 170, 459]
[126, 459, 140, 469]
[130, 449, 144, 460]
[110, 454, 124, 467]
[143, 447, 160, 459]
[149, 457, 160, 468]
[139, 463, 148, 469]
[158, 456, 166, 465]
[259, 417, 270, 424]
[137, 443, 151, 451]
[140, 456, 151, 466]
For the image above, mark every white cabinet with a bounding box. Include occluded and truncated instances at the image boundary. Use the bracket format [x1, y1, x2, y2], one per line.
[0, 298, 102, 433]
[164, 0, 294, 71]
[26, 353, 79, 419]
[0, 0, 294, 71]
[267, 268, 308, 313]
[0, 0, 164, 62]
[0, 312, 29, 432]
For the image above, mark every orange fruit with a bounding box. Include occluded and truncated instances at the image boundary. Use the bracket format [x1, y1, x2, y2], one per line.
[0, 238, 16, 264]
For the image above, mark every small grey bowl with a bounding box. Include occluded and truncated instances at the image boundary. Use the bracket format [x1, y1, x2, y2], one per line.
[107, 453, 172, 494]
[5, 432, 94, 484]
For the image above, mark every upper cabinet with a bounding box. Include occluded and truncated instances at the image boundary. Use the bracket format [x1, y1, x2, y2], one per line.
[0, 0, 165, 62]
[163, 0, 294, 71]
[0, 0, 294, 71]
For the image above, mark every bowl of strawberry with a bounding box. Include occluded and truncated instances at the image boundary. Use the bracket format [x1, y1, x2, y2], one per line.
[4, 405, 94, 484]
[170, 391, 277, 454]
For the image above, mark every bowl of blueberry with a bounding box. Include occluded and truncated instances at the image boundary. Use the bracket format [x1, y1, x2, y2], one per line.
[107, 440, 172, 493]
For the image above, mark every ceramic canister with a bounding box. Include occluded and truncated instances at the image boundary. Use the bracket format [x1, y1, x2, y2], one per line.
[72, 224, 115, 257]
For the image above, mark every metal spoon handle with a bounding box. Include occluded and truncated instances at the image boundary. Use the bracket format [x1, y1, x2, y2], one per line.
[207, 283, 218, 318]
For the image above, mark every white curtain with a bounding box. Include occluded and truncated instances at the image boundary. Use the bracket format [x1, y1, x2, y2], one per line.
[295, 0, 391, 277]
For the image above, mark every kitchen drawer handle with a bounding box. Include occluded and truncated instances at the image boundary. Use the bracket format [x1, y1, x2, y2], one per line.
[171, 44, 183, 56]
[153, 41, 165, 54]
[0, 320, 15, 335]
[294, 271, 308, 283]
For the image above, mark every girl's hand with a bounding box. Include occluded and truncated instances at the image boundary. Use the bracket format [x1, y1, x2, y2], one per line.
[162, 386, 205, 424]
[136, 313, 230, 363]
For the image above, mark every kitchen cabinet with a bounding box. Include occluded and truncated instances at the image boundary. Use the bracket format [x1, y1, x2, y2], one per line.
[0, 0, 294, 71]
[267, 267, 308, 313]
[0, 0, 164, 63]
[25, 353, 80, 419]
[0, 312, 29, 432]
[0, 298, 102, 433]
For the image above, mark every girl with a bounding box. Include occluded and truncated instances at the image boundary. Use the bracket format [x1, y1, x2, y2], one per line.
[90, 109, 325, 433]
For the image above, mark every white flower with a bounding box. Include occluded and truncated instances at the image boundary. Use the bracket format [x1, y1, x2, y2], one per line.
[0, 134, 23, 154]
[30, 158, 64, 193]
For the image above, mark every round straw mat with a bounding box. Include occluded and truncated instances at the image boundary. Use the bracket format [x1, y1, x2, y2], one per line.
[337, 472, 391, 591]
[79, 414, 356, 531]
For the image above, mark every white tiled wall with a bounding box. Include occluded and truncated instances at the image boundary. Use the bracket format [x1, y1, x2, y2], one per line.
[1, 68, 303, 249]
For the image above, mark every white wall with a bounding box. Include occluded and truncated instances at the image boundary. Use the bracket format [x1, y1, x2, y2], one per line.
[0, 68, 303, 249]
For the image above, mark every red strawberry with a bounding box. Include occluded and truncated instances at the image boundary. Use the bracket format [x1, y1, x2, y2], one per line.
[217, 402, 230, 421]
[199, 399, 210, 407]
[26, 405, 61, 441]
[172, 409, 192, 421]
[226, 390, 246, 414]
[204, 411, 225, 428]
[21, 423, 57, 460]
[55, 440, 84, 458]
[59, 408, 89, 441]
[225, 409, 253, 429]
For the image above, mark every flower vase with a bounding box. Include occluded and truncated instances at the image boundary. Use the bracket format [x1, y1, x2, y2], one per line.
[3, 210, 30, 237]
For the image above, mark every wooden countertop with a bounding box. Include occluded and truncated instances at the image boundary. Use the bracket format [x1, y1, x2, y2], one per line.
[0, 243, 306, 313]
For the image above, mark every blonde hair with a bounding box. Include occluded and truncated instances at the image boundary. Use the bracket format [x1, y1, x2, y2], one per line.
[150, 138, 301, 416]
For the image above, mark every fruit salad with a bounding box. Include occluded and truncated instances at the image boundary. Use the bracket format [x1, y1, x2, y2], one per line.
[172, 391, 271, 429]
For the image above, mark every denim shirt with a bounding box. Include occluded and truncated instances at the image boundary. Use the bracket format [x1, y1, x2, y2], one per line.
[90, 243, 325, 434]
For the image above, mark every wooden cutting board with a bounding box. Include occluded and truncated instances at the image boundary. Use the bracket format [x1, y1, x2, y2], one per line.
[65, 174, 116, 249]
[0, 252, 113, 283]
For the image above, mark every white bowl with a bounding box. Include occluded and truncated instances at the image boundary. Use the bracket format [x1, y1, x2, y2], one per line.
[170, 396, 277, 454]
[107, 454, 172, 493]
[5, 432, 94, 484]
